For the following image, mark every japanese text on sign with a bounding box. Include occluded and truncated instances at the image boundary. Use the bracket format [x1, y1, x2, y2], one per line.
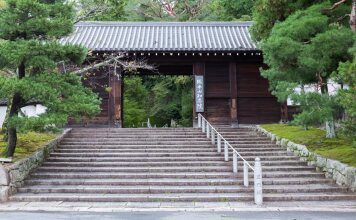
[195, 75, 204, 112]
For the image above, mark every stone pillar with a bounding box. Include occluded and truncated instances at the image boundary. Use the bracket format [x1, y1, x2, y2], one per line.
[109, 74, 122, 128]
[254, 157, 263, 205]
[229, 62, 238, 127]
[0, 165, 10, 202]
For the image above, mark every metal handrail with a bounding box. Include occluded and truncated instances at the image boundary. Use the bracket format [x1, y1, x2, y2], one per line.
[197, 113, 263, 205]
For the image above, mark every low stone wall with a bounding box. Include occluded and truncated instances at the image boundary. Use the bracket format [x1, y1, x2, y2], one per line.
[0, 129, 71, 202]
[255, 125, 356, 192]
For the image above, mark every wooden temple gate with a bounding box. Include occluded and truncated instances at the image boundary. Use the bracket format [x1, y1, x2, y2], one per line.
[61, 21, 281, 127]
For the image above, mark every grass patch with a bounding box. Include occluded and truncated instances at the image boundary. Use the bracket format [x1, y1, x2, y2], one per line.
[261, 124, 356, 167]
[0, 130, 57, 162]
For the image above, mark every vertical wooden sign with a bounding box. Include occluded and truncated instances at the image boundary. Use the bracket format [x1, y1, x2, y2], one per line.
[195, 75, 204, 113]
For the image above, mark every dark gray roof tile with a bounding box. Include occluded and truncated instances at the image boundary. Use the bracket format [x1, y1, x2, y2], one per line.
[60, 21, 258, 52]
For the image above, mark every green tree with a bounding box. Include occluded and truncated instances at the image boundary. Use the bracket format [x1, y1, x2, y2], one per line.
[207, 0, 254, 21]
[251, 0, 323, 41]
[123, 76, 192, 128]
[124, 0, 212, 21]
[123, 77, 149, 127]
[73, 0, 127, 21]
[336, 45, 356, 142]
[261, 3, 354, 138]
[0, 0, 100, 157]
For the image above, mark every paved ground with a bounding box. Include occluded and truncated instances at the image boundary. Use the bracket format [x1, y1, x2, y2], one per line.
[1, 211, 356, 220]
[0, 201, 356, 212]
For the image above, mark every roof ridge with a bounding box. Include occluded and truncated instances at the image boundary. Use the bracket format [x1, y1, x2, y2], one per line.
[75, 21, 254, 27]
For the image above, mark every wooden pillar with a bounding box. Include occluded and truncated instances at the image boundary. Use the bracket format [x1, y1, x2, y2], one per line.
[193, 62, 205, 128]
[229, 62, 238, 127]
[280, 101, 288, 123]
[109, 74, 122, 128]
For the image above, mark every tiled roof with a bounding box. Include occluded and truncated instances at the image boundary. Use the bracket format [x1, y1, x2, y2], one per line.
[59, 21, 258, 52]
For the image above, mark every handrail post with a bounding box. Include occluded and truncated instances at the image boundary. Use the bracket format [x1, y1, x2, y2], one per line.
[244, 161, 249, 187]
[202, 119, 205, 132]
[198, 114, 202, 128]
[224, 141, 228, 161]
[217, 135, 221, 153]
[233, 152, 238, 173]
[211, 129, 215, 145]
[254, 157, 263, 205]
[206, 124, 210, 138]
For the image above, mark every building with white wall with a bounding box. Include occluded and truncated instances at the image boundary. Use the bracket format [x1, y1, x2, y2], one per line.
[0, 102, 46, 128]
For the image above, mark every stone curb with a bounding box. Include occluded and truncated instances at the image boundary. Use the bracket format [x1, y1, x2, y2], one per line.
[254, 125, 356, 192]
[0, 128, 72, 202]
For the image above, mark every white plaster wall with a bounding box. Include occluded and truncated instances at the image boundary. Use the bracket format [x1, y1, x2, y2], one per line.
[0, 104, 47, 128]
[21, 106, 37, 117]
[287, 81, 342, 105]
[35, 104, 47, 115]
[0, 106, 6, 128]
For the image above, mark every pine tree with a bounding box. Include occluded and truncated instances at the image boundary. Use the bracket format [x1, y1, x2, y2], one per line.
[0, 0, 101, 157]
[260, 3, 354, 138]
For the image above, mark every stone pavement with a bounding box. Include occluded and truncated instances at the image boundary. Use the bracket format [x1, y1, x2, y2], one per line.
[1, 210, 356, 220]
[0, 201, 355, 212]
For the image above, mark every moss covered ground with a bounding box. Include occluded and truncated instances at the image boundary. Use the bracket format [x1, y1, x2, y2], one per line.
[0, 130, 57, 162]
[261, 124, 356, 167]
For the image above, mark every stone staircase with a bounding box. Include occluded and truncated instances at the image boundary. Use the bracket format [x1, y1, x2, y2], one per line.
[9, 127, 356, 202]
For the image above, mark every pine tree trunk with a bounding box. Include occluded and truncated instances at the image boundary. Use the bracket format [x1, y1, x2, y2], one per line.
[6, 62, 25, 157]
[321, 78, 336, 138]
[6, 93, 21, 157]
[1, 97, 12, 141]
[325, 120, 336, 138]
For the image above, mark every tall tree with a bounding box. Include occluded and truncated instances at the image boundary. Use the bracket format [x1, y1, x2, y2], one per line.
[251, 0, 322, 41]
[208, 0, 255, 21]
[336, 47, 356, 142]
[124, 0, 210, 21]
[0, 0, 100, 157]
[73, 0, 127, 21]
[261, 3, 354, 137]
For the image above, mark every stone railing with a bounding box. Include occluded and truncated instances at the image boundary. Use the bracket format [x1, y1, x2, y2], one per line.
[198, 114, 263, 205]
[255, 125, 356, 192]
[0, 128, 71, 202]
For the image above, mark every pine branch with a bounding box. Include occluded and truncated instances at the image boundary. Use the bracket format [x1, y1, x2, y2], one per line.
[329, 0, 348, 10]
[74, 5, 110, 24]
[71, 54, 156, 76]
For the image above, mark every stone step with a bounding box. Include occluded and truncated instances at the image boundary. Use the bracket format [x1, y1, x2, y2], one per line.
[263, 193, 356, 202]
[17, 184, 348, 194]
[68, 131, 209, 135]
[46, 155, 299, 162]
[42, 160, 307, 167]
[24, 178, 334, 186]
[57, 144, 280, 150]
[36, 165, 316, 173]
[9, 192, 254, 202]
[49, 152, 223, 157]
[49, 152, 291, 157]
[54, 147, 284, 153]
[30, 171, 325, 179]
[11, 126, 354, 204]
[59, 142, 278, 148]
[55, 148, 219, 153]
[12, 192, 356, 202]
[60, 141, 213, 145]
[58, 144, 215, 149]
[48, 153, 299, 163]
[62, 138, 272, 144]
[63, 137, 211, 141]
